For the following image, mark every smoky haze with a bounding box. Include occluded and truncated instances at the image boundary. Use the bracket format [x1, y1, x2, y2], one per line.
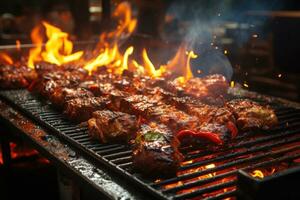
[163, 0, 283, 80]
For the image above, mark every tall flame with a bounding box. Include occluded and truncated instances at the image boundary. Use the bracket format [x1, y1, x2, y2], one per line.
[0, 52, 13, 65]
[41, 22, 83, 65]
[174, 50, 198, 84]
[28, 25, 43, 68]
[28, 22, 83, 68]
[142, 49, 166, 77]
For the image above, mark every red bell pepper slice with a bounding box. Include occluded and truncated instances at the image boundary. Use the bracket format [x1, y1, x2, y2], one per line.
[227, 121, 238, 138]
[176, 130, 223, 145]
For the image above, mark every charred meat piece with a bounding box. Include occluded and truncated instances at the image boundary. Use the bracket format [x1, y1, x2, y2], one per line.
[119, 94, 162, 115]
[81, 81, 116, 96]
[171, 97, 235, 124]
[182, 74, 228, 98]
[88, 110, 138, 143]
[145, 104, 199, 131]
[133, 123, 183, 177]
[0, 65, 37, 89]
[30, 70, 87, 93]
[226, 99, 278, 130]
[49, 87, 94, 107]
[64, 97, 110, 122]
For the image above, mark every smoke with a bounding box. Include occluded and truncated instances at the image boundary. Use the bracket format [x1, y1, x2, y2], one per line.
[163, 0, 283, 80]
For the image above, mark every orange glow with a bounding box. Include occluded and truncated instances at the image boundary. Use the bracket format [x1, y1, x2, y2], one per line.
[166, 44, 187, 75]
[250, 170, 264, 179]
[16, 40, 21, 51]
[0, 52, 13, 65]
[41, 22, 83, 65]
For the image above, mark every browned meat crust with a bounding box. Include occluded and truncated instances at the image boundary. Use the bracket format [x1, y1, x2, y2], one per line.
[88, 110, 138, 143]
[64, 97, 110, 122]
[226, 99, 278, 130]
[132, 123, 183, 177]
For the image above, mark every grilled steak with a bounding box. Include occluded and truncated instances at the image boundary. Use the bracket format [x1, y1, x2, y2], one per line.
[64, 97, 110, 122]
[88, 110, 138, 143]
[226, 99, 278, 130]
[132, 123, 183, 177]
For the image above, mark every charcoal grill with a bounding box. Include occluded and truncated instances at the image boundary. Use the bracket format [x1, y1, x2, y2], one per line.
[0, 89, 300, 200]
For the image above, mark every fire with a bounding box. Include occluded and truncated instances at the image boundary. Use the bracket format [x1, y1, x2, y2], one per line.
[41, 22, 83, 65]
[99, 2, 137, 45]
[0, 52, 13, 65]
[141, 49, 166, 77]
[174, 50, 198, 84]
[84, 44, 119, 74]
[28, 24, 43, 68]
[85, 2, 137, 74]
[28, 22, 83, 68]
[250, 170, 264, 179]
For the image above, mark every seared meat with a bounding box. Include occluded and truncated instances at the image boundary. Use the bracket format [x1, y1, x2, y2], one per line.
[182, 74, 228, 98]
[145, 104, 199, 131]
[0, 65, 37, 89]
[226, 99, 278, 130]
[88, 110, 138, 143]
[170, 97, 234, 124]
[119, 94, 162, 115]
[49, 87, 94, 107]
[132, 123, 183, 177]
[64, 97, 110, 122]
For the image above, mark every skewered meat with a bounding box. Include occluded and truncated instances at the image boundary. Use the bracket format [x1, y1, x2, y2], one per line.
[88, 110, 138, 143]
[64, 97, 110, 122]
[0, 65, 37, 89]
[182, 74, 228, 98]
[226, 99, 278, 130]
[49, 87, 94, 107]
[132, 123, 183, 177]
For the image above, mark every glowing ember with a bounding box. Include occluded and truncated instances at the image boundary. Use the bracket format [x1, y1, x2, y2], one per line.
[250, 170, 264, 179]
[16, 40, 21, 51]
[0, 52, 13, 65]
[230, 81, 235, 88]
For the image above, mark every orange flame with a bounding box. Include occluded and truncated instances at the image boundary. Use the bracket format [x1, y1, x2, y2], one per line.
[175, 50, 198, 84]
[85, 2, 137, 74]
[99, 2, 137, 46]
[28, 24, 43, 68]
[41, 22, 83, 65]
[0, 52, 13, 65]
[142, 49, 166, 78]
[250, 170, 264, 179]
[28, 22, 83, 68]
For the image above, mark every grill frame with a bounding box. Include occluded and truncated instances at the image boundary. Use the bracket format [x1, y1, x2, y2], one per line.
[1, 89, 300, 200]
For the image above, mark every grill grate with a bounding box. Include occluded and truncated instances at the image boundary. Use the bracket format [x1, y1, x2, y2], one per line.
[1, 89, 300, 200]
